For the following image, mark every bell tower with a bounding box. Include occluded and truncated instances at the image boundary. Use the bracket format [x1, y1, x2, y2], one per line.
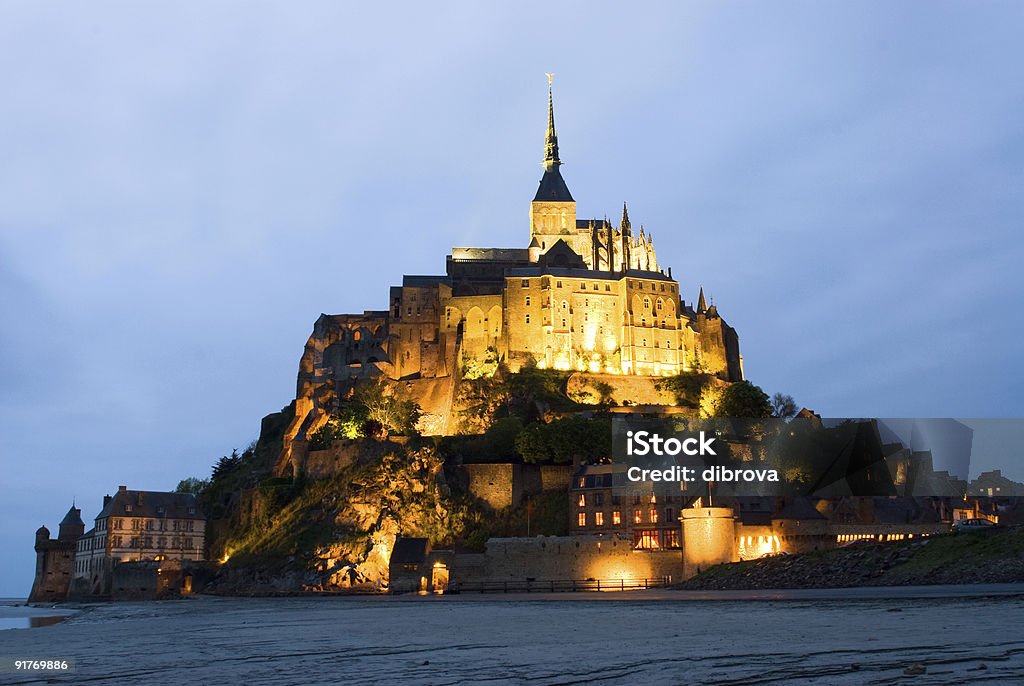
[530, 75, 576, 252]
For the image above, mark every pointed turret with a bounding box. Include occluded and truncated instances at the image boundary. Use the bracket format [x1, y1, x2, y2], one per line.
[697, 287, 707, 314]
[58, 504, 84, 542]
[620, 202, 631, 232]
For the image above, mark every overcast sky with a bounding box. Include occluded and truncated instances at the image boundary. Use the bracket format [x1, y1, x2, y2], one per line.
[2, 2, 1022, 597]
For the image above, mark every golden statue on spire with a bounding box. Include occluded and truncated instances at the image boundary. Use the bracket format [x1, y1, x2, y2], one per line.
[545, 72, 554, 86]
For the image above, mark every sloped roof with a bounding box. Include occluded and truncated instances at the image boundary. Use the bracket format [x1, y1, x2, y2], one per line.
[390, 537, 429, 565]
[60, 505, 84, 527]
[96, 489, 204, 521]
[533, 168, 574, 202]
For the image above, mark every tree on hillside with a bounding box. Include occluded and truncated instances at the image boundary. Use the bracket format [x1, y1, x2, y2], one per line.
[515, 415, 612, 464]
[771, 392, 798, 418]
[355, 378, 422, 436]
[175, 477, 209, 496]
[713, 381, 772, 418]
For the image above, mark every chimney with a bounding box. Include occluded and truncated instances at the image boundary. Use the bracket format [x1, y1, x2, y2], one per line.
[118, 485, 127, 492]
[103, 495, 112, 507]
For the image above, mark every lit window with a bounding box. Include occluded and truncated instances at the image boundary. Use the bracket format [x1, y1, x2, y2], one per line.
[578, 494, 586, 507]
[633, 509, 642, 524]
[595, 512, 605, 526]
[612, 511, 621, 525]
[650, 509, 659, 523]
[578, 513, 587, 527]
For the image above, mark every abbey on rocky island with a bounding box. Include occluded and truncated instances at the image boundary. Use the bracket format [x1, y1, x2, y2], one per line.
[280, 84, 744, 466]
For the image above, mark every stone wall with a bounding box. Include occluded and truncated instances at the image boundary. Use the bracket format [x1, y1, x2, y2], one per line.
[455, 535, 682, 584]
[463, 463, 521, 510]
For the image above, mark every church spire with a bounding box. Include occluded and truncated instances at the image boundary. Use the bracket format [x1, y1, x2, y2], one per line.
[533, 74, 574, 203]
[543, 75, 560, 171]
[697, 286, 707, 314]
[620, 202, 631, 232]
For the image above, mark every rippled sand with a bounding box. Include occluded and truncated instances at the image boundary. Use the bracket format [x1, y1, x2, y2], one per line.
[2, 587, 1023, 685]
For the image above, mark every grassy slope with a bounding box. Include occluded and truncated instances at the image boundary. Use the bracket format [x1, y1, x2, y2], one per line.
[681, 526, 1024, 590]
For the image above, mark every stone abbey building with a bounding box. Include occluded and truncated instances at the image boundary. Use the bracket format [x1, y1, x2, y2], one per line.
[281, 86, 743, 467]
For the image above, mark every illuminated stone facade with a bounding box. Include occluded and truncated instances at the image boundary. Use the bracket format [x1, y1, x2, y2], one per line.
[281, 86, 744, 463]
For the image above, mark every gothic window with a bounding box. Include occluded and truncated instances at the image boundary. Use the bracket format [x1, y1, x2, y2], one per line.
[578, 494, 586, 507]
[584, 313, 589, 322]
[525, 296, 531, 306]
[561, 300, 568, 310]
[642, 338, 647, 347]
[666, 341, 672, 349]
[525, 314, 530, 324]
[561, 318, 567, 328]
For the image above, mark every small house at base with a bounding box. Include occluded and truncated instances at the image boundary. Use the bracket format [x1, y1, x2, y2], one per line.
[388, 537, 452, 594]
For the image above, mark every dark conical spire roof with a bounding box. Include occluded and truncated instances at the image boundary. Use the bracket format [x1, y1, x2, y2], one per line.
[697, 286, 707, 313]
[533, 76, 574, 203]
[620, 202, 631, 231]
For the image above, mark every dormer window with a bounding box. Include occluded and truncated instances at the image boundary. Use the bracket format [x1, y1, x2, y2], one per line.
[125, 504, 133, 513]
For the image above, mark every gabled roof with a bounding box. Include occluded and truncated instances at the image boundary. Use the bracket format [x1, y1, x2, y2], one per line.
[390, 537, 429, 565]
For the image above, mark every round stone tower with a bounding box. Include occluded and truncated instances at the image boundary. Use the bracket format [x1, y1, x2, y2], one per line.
[682, 506, 737, 579]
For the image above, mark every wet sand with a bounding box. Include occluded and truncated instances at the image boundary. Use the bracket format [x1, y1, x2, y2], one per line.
[1, 586, 1023, 685]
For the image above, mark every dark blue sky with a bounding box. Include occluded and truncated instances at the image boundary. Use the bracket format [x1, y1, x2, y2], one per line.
[2, 2, 1022, 596]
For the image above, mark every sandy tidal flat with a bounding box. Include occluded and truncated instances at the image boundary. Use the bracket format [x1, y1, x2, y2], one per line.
[1, 588, 1023, 685]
